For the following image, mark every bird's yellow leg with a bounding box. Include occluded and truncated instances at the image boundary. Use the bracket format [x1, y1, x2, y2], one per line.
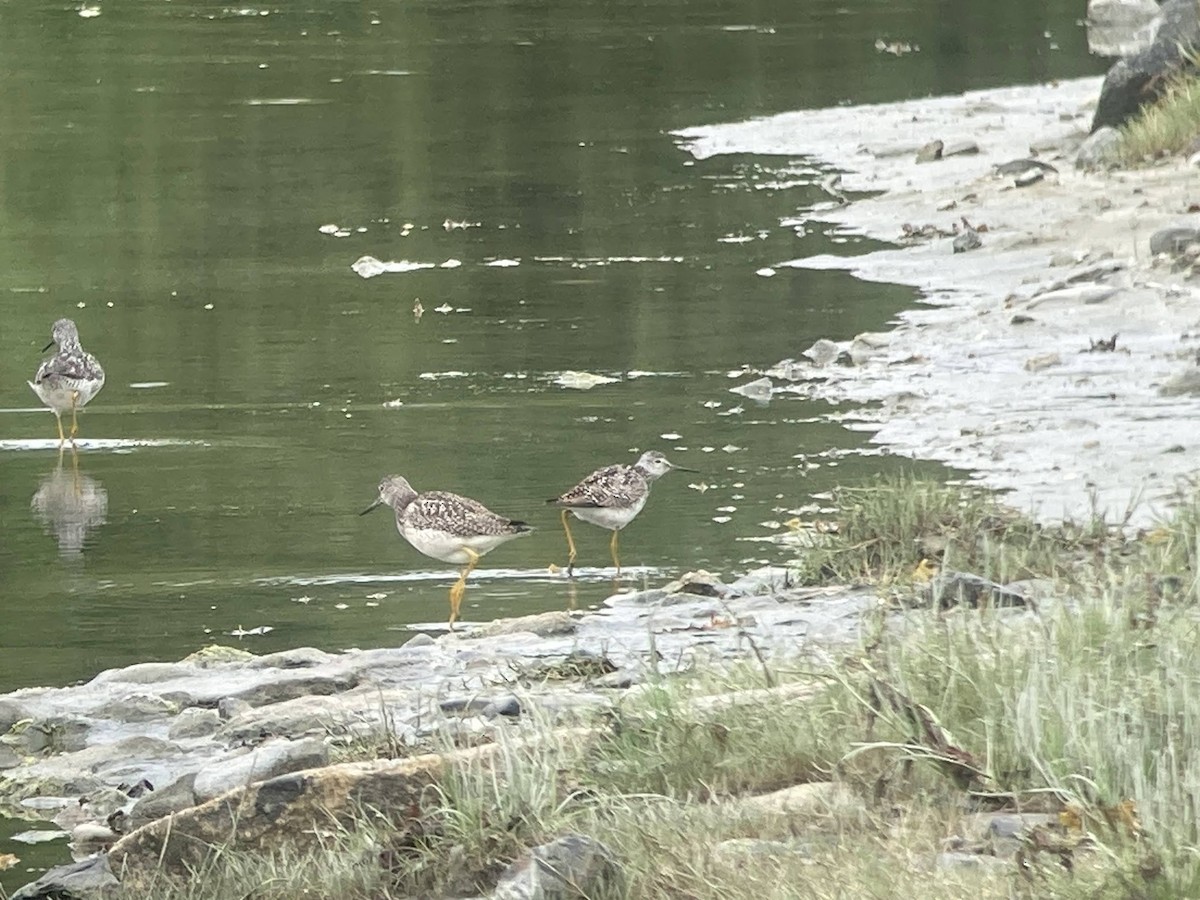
[610, 529, 621, 575]
[69, 390, 80, 442]
[448, 548, 482, 629]
[54, 412, 65, 447]
[560, 509, 578, 575]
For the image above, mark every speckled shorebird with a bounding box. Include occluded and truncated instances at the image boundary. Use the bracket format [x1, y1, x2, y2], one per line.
[361, 475, 533, 629]
[28, 318, 105, 447]
[548, 450, 696, 576]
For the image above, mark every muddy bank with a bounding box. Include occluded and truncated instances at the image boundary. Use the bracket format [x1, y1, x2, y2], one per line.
[679, 76, 1200, 527]
[0, 571, 874, 850]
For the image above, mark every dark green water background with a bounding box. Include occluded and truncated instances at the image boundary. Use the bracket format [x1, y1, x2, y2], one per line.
[0, 0, 1104, 691]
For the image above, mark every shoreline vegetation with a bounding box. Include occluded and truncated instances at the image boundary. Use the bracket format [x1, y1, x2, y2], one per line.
[1119, 62, 1200, 163]
[21, 473, 1196, 900]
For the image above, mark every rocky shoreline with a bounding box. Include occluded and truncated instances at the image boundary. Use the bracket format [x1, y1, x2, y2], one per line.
[0, 569, 877, 891]
[679, 75, 1200, 528]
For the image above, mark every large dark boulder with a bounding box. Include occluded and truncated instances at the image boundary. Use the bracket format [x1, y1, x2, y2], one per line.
[1091, 0, 1200, 132]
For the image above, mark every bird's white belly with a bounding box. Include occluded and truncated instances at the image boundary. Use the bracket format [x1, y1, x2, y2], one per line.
[399, 526, 520, 564]
[29, 378, 104, 414]
[571, 496, 646, 531]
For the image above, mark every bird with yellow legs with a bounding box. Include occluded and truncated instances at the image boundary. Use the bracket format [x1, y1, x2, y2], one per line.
[361, 475, 532, 630]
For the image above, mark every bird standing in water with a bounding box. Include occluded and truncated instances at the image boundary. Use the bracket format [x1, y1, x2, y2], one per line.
[361, 475, 533, 629]
[548, 450, 695, 576]
[28, 318, 105, 447]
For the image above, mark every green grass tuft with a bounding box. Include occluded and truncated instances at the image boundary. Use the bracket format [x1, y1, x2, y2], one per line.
[1120, 58, 1200, 163]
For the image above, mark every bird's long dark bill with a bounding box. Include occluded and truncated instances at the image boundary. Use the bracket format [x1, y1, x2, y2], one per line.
[672, 465, 702, 473]
[359, 497, 384, 516]
[40, 340, 54, 352]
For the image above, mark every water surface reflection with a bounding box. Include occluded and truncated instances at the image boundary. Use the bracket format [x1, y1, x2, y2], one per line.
[29, 453, 108, 560]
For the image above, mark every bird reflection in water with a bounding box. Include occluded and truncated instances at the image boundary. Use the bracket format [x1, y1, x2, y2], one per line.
[30, 450, 108, 559]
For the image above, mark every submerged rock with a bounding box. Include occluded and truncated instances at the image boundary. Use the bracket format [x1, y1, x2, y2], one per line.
[802, 339, 843, 367]
[730, 376, 773, 404]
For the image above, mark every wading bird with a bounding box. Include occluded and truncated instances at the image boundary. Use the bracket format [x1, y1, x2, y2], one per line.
[28, 318, 105, 447]
[361, 475, 532, 629]
[548, 450, 696, 576]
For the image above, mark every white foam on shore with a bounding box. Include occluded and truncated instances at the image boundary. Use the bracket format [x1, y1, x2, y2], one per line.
[678, 77, 1200, 527]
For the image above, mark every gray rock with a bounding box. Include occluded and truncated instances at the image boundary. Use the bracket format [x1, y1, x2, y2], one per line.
[167, 707, 222, 740]
[728, 566, 795, 595]
[849, 332, 891, 365]
[993, 158, 1057, 177]
[589, 670, 638, 690]
[126, 773, 198, 830]
[71, 822, 119, 852]
[11, 855, 119, 900]
[468, 611, 576, 639]
[405, 632, 436, 648]
[217, 696, 253, 720]
[53, 787, 132, 828]
[492, 834, 624, 900]
[440, 694, 521, 718]
[230, 673, 358, 706]
[1087, 0, 1162, 57]
[929, 572, 1031, 609]
[6, 717, 91, 754]
[193, 737, 328, 801]
[89, 661, 189, 685]
[246, 647, 335, 669]
[1024, 352, 1062, 372]
[1092, 0, 1200, 131]
[93, 693, 179, 723]
[942, 140, 980, 157]
[915, 139, 944, 163]
[802, 339, 842, 367]
[763, 358, 809, 381]
[1076, 127, 1124, 170]
[1149, 226, 1200, 257]
[483, 696, 523, 718]
[0, 743, 21, 768]
[1159, 368, 1200, 396]
[0, 699, 30, 732]
[953, 230, 982, 254]
[216, 688, 411, 744]
[660, 570, 734, 599]
[729, 376, 773, 404]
